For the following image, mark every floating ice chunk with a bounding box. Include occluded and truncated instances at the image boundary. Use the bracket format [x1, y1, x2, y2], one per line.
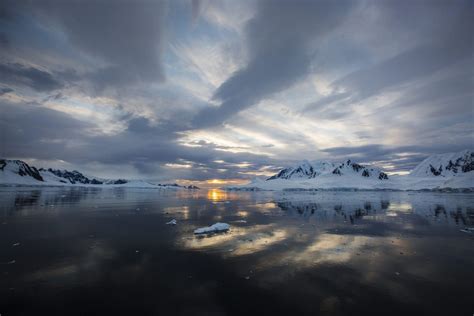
[166, 219, 177, 225]
[460, 229, 472, 234]
[194, 222, 230, 235]
[234, 220, 247, 223]
[12, 242, 20, 247]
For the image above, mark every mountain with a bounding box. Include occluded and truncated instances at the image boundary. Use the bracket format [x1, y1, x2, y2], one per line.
[0, 159, 199, 189]
[0, 159, 44, 183]
[268, 160, 335, 180]
[39, 168, 104, 184]
[331, 160, 388, 180]
[409, 150, 474, 177]
[228, 151, 473, 191]
[267, 159, 388, 181]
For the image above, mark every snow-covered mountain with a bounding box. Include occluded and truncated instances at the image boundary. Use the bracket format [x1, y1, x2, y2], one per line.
[228, 151, 473, 191]
[0, 159, 44, 183]
[409, 150, 473, 177]
[0, 159, 199, 189]
[39, 168, 105, 184]
[267, 159, 388, 181]
[267, 160, 336, 179]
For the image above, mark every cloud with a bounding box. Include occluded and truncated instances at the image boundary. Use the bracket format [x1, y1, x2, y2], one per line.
[303, 0, 473, 113]
[193, 0, 354, 128]
[0, 87, 13, 95]
[0, 62, 64, 92]
[0, 0, 472, 179]
[1, 0, 168, 92]
[0, 99, 274, 180]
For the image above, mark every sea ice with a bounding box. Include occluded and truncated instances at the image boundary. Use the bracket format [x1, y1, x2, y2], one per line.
[194, 222, 230, 235]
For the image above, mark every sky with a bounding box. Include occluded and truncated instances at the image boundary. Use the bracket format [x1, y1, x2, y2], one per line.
[0, 0, 472, 186]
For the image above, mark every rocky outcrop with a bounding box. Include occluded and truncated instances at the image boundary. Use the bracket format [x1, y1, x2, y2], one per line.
[1, 159, 44, 181]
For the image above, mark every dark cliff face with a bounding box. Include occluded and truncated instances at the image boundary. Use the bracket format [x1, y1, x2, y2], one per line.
[1, 159, 44, 181]
[427, 152, 473, 176]
[330, 160, 388, 180]
[44, 169, 103, 184]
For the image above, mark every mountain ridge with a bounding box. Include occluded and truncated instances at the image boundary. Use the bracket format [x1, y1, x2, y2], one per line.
[229, 150, 474, 191]
[267, 159, 388, 181]
[0, 159, 199, 189]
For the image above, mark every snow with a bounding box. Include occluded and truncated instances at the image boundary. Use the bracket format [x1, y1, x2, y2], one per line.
[227, 172, 473, 191]
[0, 159, 194, 189]
[226, 151, 474, 191]
[268, 159, 387, 181]
[410, 150, 473, 177]
[194, 223, 230, 234]
[2, 151, 473, 191]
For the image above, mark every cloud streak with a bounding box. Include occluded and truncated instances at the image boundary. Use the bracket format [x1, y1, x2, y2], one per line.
[193, 0, 354, 128]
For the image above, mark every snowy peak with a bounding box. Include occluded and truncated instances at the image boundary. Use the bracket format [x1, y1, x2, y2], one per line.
[410, 150, 474, 177]
[267, 160, 335, 180]
[40, 168, 104, 185]
[0, 159, 199, 189]
[332, 160, 388, 180]
[0, 159, 44, 182]
[267, 159, 388, 180]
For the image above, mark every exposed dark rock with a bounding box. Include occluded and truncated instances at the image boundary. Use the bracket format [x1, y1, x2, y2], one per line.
[2, 160, 44, 181]
[46, 168, 102, 184]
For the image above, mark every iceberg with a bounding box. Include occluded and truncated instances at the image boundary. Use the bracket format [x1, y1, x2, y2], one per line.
[194, 223, 230, 235]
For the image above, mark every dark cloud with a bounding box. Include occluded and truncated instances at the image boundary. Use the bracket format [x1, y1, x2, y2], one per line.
[0, 63, 64, 92]
[0, 0, 167, 92]
[304, 0, 473, 113]
[0, 0, 472, 179]
[0, 100, 274, 180]
[193, 0, 354, 127]
[0, 101, 95, 161]
[385, 67, 474, 114]
[191, 0, 204, 24]
[36, 0, 167, 89]
[0, 87, 13, 95]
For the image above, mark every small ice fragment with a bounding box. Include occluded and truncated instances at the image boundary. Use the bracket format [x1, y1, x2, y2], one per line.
[395, 272, 400, 276]
[194, 222, 230, 235]
[166, 219, 177, 225]
[234, 220, 247, 223]
[460, 229, 472, 234]
[244, 276, 250, 280]
[12, 242, 20, 247]
[135, 250, 140, 253]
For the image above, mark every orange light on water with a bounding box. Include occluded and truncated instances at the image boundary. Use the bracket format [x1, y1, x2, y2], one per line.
[207, 189, 227, 202]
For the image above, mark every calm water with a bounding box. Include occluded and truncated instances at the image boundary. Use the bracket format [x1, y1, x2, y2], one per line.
[0, 187, 473, 316]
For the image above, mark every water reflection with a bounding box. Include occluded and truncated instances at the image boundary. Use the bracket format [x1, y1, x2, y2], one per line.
[0, 188, 473, 315]
[207, 189, 227, 202]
